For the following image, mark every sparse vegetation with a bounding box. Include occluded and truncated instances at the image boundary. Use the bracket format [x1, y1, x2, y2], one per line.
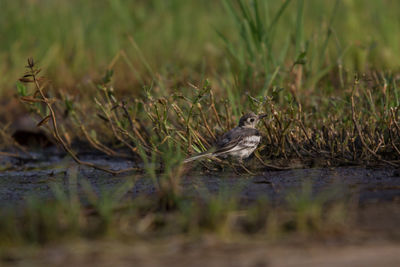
[0, 172, 350, 246]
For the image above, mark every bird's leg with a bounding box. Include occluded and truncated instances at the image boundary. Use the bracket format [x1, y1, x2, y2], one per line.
[231, 164, 241, 175]
[225, 156, 245, 175]
[240, 164, 256, 175]
[237, 157, 256, 175]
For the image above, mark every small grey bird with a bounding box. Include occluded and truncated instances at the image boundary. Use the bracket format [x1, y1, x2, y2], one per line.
[183, 112, 266, 163]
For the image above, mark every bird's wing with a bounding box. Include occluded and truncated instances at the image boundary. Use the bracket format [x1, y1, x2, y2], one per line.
[214, 128, 260, 155]
[184, 128, 261, 162]
[213, 136, 243, 155]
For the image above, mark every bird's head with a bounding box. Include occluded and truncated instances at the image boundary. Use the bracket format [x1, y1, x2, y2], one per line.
[238, 112, 267, 128]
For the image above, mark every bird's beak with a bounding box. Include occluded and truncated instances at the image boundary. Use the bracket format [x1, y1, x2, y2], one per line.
[258, 113, 268, 119]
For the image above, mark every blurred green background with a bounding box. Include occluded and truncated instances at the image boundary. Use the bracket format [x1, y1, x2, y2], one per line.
[1, 0, 399, 95]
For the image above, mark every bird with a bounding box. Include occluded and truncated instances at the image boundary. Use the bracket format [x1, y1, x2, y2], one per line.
[183, 112, 267, 163]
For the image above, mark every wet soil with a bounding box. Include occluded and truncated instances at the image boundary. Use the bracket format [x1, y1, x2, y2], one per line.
[1, 152, 400, 206]
[1, 151, 400, 266]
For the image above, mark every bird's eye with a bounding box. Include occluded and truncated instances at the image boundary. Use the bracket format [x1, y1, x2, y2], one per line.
[249, 118, 255, 122]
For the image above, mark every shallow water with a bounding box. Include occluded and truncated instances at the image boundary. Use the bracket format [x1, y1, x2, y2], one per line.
[1, 152, 400, 206]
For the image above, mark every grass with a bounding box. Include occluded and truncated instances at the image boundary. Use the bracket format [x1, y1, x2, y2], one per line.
[2, 1, 400, 93]
[3, 1, 400, 170]
[1, 0, 400, 252]
[12, 55, 400, 172]
[0, 170, 350, 247]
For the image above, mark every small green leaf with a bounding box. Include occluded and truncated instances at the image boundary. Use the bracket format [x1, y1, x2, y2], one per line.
[16, 81, 27, 96]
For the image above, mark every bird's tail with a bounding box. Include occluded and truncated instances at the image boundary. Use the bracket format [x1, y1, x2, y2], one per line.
[183, 151, 213, 163]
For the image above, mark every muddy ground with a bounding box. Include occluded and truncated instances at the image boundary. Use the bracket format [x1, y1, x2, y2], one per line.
[1, 152, 400, 205]
[1, 151, 400, 266]
[2, 238, 400, 267]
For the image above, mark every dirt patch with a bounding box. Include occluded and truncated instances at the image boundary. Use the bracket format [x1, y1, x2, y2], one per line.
[2, 238, 399, 267]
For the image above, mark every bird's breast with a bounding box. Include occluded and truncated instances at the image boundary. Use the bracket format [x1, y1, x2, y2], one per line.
[242, 135, 261, 146]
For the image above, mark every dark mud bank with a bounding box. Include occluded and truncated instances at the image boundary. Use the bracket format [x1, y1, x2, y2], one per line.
[1, 153, 399, 206]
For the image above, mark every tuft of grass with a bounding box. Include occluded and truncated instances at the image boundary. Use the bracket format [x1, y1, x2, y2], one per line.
[0, 174, 351, 247]
[285, 182, 349, 235]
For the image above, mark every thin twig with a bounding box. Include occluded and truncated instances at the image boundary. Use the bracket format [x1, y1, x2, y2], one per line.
[254, 153, 291, 170]
[25, 58, 139, 175]
[0, 151, 25, 158]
